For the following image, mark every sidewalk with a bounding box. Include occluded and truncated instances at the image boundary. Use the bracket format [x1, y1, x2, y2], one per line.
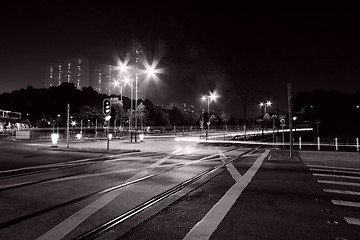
[35, 136, 239, 156]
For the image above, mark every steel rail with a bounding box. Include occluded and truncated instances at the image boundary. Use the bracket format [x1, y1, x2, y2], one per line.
[73, 147, 257, 240]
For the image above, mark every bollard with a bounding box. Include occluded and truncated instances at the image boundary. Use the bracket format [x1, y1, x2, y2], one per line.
[317, 137, 320, 150]
[357, 138, 359, 152]
[335, 138, 338, 151]
[299, 137, 302, 150]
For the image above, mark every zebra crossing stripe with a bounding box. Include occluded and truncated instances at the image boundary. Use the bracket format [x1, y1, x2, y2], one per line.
[324, 189, 360, 196]
[318, 180, 360, 187]
[310, 168, 360, 175]
[332, 200, 360, 208]
[344, 217, 360, 226]
[313, 173, 360, 180]
[308, 164, 360, 172]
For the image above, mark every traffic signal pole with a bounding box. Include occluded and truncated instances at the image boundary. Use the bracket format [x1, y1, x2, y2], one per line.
[288, 84, 293, 158]
[66, 104, 70, 148]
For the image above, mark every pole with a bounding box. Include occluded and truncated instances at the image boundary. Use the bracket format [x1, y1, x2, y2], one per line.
[282, 125, 285, 149]
[317, 137, 320, 150]
[299, 137, 302, 150]
[134, 49, 139, 143]
[243, 90, 247, 140]
[80, 119, 83, 138]
[356, 138, 359, 152]
[261, 106, 264, 137]
[66, 104, 70, 148]
[130, 77, 133, 142]
[135, 74, 138, 143]
[207, 98, 210, 138]
[335, 137, 338, 151]
[272, 116, 275, 148]
[107, 123, 109, 150]
[288, 84, 293, 158]
[95, 119, 98, 140]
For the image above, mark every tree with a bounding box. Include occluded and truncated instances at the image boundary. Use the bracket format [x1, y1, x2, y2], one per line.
[220, 111, 230, 130]
[110, 97, 123, 131]
[136, 102, 147, 130]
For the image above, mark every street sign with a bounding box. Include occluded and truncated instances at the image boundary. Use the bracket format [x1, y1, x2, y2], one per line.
[207, 121, 210, 126]
[103, 99, 111, 115]
[280, 118, 285, 123]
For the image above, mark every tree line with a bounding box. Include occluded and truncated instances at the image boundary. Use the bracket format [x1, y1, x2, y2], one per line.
[0, 83, 235, 129]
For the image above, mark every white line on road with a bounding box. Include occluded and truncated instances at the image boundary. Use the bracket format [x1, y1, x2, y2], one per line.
[318, 180, 360, 187]
[183, 150, 270, 240]
[344, 217, 360, 226]
[313, 173, 360, 180]
[332, 200, 360, 208]
[324, 189, 360, 196]
[310, 168, 360, 175]
[307, 164, 360, 172]
[218, 151, 242, 182]
[36, 154, 172, 240]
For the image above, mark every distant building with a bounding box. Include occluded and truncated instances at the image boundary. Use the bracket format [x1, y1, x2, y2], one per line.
[45, 55, 120, 95]
[45, 55, 90, 89]
[167, 102, 197, 113]
[90, 64, 116, 94]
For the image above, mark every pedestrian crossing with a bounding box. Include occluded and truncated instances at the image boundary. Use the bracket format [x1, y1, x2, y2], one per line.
[309, 164, 360, 226]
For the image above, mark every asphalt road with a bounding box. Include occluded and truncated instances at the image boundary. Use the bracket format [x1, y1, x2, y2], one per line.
[0, 138, 359, 240]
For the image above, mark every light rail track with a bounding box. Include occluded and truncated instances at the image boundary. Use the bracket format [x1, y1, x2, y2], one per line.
[0, 141, 266, 238]
[73, 146, 258, 240]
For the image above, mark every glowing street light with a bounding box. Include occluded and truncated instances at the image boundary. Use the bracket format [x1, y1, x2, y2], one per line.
[259, 100, 272, 136]
[201, 91, 219, 139]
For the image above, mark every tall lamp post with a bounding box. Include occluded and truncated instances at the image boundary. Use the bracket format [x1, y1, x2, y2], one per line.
[201, 91, 219, 139]
[117, 49, 162, 142]
[259, 100, 272, 136]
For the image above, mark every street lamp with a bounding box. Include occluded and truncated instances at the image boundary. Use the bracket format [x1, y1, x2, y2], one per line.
[259, 100, 272, 136]
[119, 48, 162, 142]
[202, 91, 219, 139]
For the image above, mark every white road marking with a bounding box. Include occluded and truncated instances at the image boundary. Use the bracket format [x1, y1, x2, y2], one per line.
[183, 150, 269, 240]
[318, 180, 360, 187]
[344, 217, 360, 226]
[313, 173, 360, 180]
[310, 168, 360, 175]
[36, 155, 172, 240]
[307, 164, 360, 172]
[218, 151, 242, 182]
[324, 189, 360, 196]
[332, 200, 360, 208]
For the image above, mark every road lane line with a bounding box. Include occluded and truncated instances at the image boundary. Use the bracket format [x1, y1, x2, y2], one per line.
[332, 200, 360, 208]
[310, 168, 360, 175]
[218, 151, 242, 182]
[307, 165, 360, 172]
[344, 217, 360, 226]
[184, 150, 269, 240]
[318, 180, 360, 187]
[36, 155, 172, 240]
[324, 189, 360, 196]
[313, 173, 360, 180]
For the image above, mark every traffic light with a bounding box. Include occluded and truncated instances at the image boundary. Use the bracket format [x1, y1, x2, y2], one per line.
[103, 99, 111, 115]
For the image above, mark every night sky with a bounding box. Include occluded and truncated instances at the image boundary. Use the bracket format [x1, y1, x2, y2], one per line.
[1, 1, 360, 117]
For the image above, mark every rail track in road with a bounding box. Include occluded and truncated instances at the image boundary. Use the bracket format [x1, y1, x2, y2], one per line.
[0, 152, 170, 192]
[72, 145, 260, 240]
[0, 140, 267, 240]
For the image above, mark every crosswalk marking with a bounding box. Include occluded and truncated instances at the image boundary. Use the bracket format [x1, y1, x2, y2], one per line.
[318, 180, 360, 187]
[344, 217, 360, 226]
[332, 200, 360, 208]
[313, 173, 360, 180]
[324, 189, 360, 196]
[308, 164, 360, 172]
[310, 168, 360, 175]
[304, 156, 360, 228]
